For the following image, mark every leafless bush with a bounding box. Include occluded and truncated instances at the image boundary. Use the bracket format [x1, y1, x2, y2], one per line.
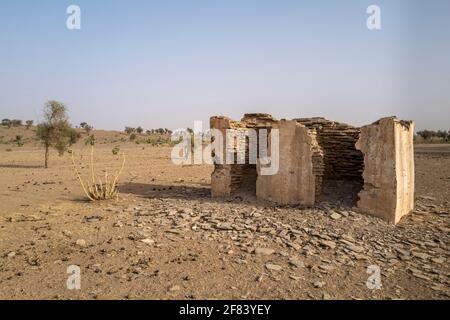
[70, 146, 125, 201]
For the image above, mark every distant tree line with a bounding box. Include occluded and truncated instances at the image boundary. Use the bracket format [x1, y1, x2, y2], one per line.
[1, 119, 34, 129]
[1, 118, 28, 128]
[122, 126, 175, 144]
[124, 127, 172, 136]
[416, 129, 449, 142]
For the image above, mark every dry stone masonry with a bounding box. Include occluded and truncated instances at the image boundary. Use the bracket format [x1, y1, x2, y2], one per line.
[210, 114, 415, 224]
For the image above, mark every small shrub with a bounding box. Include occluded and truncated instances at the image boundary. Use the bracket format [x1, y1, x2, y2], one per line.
[129, 133, 137, 141]
[112, 146, 120, 155]
[68, 129, 81, 145]
[14, 135, 24, 147]
[84, 134, 96, 146]
[71, 146, 125, 201]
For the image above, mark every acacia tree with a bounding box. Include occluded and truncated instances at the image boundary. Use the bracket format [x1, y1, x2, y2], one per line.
[36, 101, 79, 168]
[2, 119, 12, 128]
[417, 130, 434, 140]
[11, 119, 22, 127]
[84, 124, 93, 134]
[25, 120, 34, 129]
[436, 130, 448, 141]
[124, 127, 136, 134]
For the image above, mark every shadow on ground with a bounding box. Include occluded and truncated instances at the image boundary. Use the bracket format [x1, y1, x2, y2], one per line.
[0, 164, 43, 169]
[119, 182, 260, 205]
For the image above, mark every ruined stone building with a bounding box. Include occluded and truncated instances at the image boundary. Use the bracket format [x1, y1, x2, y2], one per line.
[210, 114, 415, 224]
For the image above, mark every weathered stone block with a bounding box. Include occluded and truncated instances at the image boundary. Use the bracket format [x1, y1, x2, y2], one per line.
[356, 117, 415, 224]
[256, 120, 316, 205]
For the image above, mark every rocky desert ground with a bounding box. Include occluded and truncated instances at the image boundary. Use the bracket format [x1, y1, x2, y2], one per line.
[0, 126, 449, 300]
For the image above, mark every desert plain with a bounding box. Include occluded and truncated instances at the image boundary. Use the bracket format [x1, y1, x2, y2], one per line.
[0, 125, 449, 299]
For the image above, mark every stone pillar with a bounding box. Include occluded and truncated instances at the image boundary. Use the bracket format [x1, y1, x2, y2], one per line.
[210, 116, 233, 197]
[256, 120, 316, 205]
[356, 117, 415, 224]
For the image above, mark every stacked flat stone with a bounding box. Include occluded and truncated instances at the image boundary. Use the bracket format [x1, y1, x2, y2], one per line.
[295, 118, 364, 183]
[212, 115, 364, 196]
[308, 129, 325, 195]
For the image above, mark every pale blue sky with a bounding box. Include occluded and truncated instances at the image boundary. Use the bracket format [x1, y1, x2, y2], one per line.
[0, 0, 449, 131]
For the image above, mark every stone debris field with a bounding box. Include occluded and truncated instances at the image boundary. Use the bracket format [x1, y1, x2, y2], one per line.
[0, 125, 448, 300]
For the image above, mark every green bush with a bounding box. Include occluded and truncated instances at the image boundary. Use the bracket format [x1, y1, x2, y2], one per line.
[14, 135, 24, 146]
[112, 146, 120, 155]
[69, 129, 81, 144]
[84, 134, 96, 146]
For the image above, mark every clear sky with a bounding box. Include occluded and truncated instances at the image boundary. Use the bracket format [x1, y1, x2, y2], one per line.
[0, 0, 449, 131]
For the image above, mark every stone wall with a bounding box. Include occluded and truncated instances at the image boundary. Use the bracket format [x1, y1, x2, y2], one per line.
[256, 120, 316, 205]
[295, 117, 364, 182]
[210, 114, 415, 224]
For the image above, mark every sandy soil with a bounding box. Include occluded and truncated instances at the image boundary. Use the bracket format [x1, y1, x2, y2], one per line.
[0, 128, 449, 300]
